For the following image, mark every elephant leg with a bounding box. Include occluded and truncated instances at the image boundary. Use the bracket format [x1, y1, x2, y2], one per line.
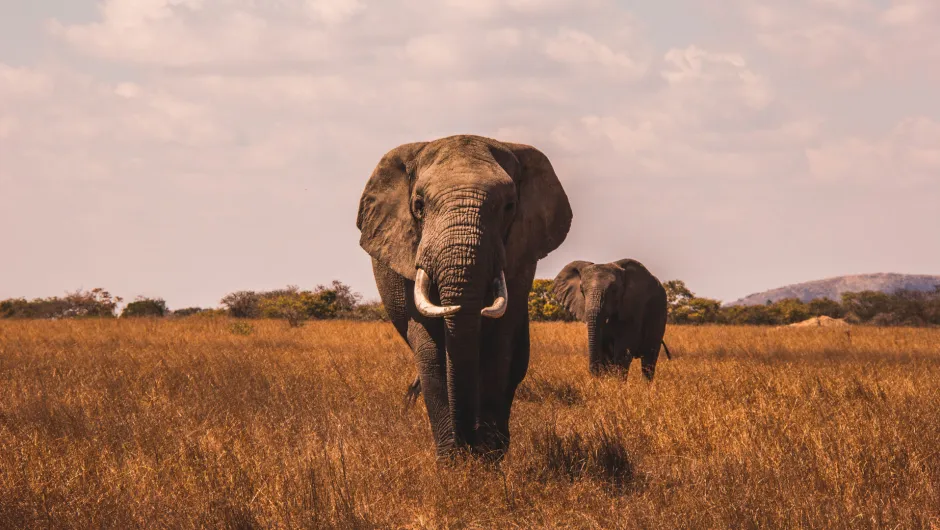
[477, 272, 533, 459]
[406, 318, 452, 457]
[476, 319, 513, 459]
[639, 301, 667, 382]
[507, 316, 530, 407]
[601, 327, 616, 365]
[612, 317, 641, 375]
[372, 258, 422, 402]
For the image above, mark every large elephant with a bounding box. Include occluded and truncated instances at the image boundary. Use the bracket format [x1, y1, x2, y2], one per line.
[356, 135, 572, 459]
[552, 259, 671, 378]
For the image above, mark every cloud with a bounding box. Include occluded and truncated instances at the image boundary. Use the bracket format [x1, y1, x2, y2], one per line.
[305, 0, 364, 24]
[718, 0, 940, 85]
[0, 64, 53, 98]
[544, 28, 647, 79]
[806, 117, 940, 185]
[1, 0, 938, 307]
[661, 45, 773, 109]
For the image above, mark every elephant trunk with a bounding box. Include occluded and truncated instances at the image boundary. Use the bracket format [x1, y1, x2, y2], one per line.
[416, 193, 503, 452]
[442, 311, 481, 449]
[585, 290, 606, 374]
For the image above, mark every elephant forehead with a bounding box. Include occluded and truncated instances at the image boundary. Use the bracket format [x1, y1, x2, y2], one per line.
[415, 157, 515, 196]
[582, 265, 620, 285]
[417, 136, 516, 171]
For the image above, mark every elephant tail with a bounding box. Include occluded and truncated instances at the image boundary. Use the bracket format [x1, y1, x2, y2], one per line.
[403, 375, 422, 411]
[661, 340, 672, 360]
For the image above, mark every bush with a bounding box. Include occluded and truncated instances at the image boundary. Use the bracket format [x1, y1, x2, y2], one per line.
[121, 297, 168, 318]
[220, 281, 363, 323]
[220, 291, 262, 318]
[172, 307, 205, 317]
[340, 301, 389, 322]
[670, 297, 722, 325]
[807, 298, 844, 319]
[192, 309, 228, 318]
[529, 279, 574, 322]
[258, 291, 317, 327]
[0, 288, 121, 319]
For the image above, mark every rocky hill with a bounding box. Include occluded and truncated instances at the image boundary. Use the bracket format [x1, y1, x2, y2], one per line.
[727, 273, 940, 307]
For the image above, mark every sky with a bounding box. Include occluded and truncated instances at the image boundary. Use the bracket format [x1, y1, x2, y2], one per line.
[1, 0, 939, 309]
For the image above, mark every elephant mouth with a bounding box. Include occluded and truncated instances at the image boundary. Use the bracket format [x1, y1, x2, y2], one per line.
[414, 268, 507, 319]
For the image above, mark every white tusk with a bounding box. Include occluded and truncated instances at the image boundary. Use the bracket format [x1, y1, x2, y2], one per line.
[481, 271, 508, 318]
[414, 269, 461, 318]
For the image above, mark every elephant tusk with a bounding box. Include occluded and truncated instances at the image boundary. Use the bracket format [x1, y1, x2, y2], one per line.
[414, 269, 461, 318]
[481, 271, 508, 318]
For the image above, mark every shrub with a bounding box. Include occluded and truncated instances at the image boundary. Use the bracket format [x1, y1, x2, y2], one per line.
[121, 297, 168, 318]
[663, 280, 723, 325]
[0, 288, 121, 319]
[670, 297, 722, 325]
[322, 280, 362, 312]
[172, 307, 205, 317]
[529, 279, 574, 322]
[807, 298, 844, 319]
[229, 321, 254, 335]
[220, 281, 363, 322]
[220, 291, 262, 318]
[258, 292, 316, 327]
[340, 301, 389, 322]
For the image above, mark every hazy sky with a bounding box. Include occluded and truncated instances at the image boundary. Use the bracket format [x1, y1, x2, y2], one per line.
[1, 0, 938, 309]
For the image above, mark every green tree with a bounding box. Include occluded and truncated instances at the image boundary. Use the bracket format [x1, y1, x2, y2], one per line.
[220, 290, 261, 318]
[663, 280, 694, 312]
[0, 288, 121, 319]
[173, 307, 205, 317]
[671, 297, 722, 325]
[344, 301, 389, 321]
[841, 291, 892, 322]
[719, 304, 777, 325]
[321, 280, 362, 313]
[807, 298, 844, 319]
[528, 279, 573, 321]
[121, 297, 168, 318]
[662, 280, 722, 324]
[768, 298, 810, 325]
[258, 292, 313, 327]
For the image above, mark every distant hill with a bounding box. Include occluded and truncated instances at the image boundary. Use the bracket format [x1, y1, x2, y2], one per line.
[727, 273, 940, 307]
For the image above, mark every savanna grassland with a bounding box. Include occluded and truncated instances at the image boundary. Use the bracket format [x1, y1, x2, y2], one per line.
[0, 319, 938, 529]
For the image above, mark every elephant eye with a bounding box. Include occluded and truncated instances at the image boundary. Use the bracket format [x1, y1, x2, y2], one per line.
[413, 196, 425, 219]
[504, 202, 515, 214]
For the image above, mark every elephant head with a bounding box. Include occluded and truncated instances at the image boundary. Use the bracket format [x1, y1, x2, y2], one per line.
[357, 135, 572, 455]
[553, 259, 668, 376]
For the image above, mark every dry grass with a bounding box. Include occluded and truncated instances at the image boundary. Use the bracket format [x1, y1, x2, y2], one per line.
[0, 319, 938, 529]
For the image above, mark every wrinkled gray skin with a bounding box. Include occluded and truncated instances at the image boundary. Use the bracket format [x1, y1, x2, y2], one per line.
[553, 259, 670, 378]
[356, 135, 572, 460]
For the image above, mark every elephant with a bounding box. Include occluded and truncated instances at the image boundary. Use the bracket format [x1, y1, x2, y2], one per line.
[552, 259, 671, 379]
[356, 134, 572, 460]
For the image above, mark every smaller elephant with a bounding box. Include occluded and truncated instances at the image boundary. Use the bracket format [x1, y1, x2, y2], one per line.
[552, 259, 671, 378]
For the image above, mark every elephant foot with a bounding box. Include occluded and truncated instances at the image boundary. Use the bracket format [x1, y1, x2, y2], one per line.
[590, 362, 632, 381]
[433, 431, 509, 467]
[475, 427, 509, 464]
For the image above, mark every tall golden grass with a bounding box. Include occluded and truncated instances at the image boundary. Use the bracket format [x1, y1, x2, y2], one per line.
[0, 319, 938, 529]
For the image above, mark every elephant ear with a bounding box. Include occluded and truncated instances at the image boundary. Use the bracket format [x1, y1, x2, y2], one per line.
[503, 142, 573, 271]
[613, 259, 656, 314]
[552, 260, 593, 321]
[356, 142, 428, 281]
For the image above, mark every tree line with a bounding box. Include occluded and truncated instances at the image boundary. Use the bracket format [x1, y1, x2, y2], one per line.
[657, 280, 940, 327]
[3, 279, 940, 327]
[0, 282, 385, 325]
[526, 279, 940, 327]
